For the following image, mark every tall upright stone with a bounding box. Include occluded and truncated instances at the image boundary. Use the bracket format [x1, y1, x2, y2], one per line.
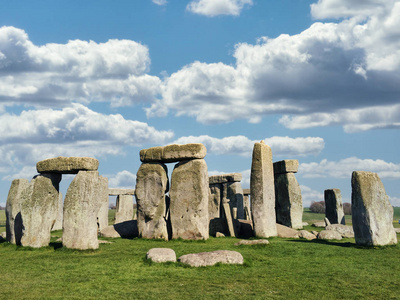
[351, 171, 397, 246]
[5, 179, 30, 244]
[97, 176, 109, 231]
[250, 141, 277, 237]
[114, 195, 134, 224]
[325, 189, 345, 225]
[19, 173, 61, 248]
[274, 160, 303, 229]
[135, 162, 169, 240]
[52, 192, 64, 231]
[242, 189, 251, 221]
[170, 159, 209, 240]
[63, 171, 102, 250]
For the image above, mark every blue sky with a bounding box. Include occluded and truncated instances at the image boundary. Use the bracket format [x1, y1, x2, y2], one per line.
[0, 0, 399, 207]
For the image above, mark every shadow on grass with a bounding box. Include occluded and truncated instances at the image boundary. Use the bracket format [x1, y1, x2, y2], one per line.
[288, 238, 398, 250]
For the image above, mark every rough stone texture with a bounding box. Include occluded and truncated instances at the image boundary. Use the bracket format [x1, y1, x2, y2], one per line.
[63, 171, 102, 250]
[273, 160, 299, 175]
[100, 221, 138, 238]
[312, 221, 325, 228]
[216, 232, 225, 237]
[227, 182, 244, 220]
[351, 171, 397, 246]
[243, 195, 251, 221]
[275, 173, 303, 229]
[223, 202, 236, 237]
[146, 248, 177, 263]
[395, 228, 400, 234]
[302, 222, 309, 227]
[52, 192, 64, 231]
[179, 250, 244, 267]
[114, 195, 134, 224]
[317, 230, 343, 240]
[36, 156, 99, 174]
[170, 159, 209, 240]
[234, 239, 269, 246]
[276, 223, 300, 238]
[108, 188, 135, 196]
[5, 179, 29, 244]
[135, 162, 169, 240]
[297, 230, 317, 240]
[97, 176, 109, 232]
[140, 143, 206, 163]
[324, 217, 331, 227]
[325, 189, 345, 225]
[20, 173, 61, 248]
[209, 173, 242, 184]
[326, 224, 354, 238]
[243, 188, 250, 195]
[250, 141, 277, 238]
[209, 184, 222, 221]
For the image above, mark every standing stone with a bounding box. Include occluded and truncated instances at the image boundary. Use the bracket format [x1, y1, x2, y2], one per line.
[243, 189, 251, 221]
[274, 173, 303, 229]
[325, 189, 345, 225]
[20, 173, 61, 248]
[227, 182, 244, 220]
[209, 183, 222, 220]
[170, 159, 209, 240]
[351, 171, 397, 246]
[97, 176, 109, 231]
[114, 195, 134, 224]
[135, 162, 169, 240]
[250, 141, 277, 237]
[52, 192, 64, 231]
[63, 171, 102, 250]
[5, 179, 30, 244]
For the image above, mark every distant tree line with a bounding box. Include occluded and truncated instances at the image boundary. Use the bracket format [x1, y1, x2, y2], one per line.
[309, 201, 351, 215]
[0, 205, 5, 210]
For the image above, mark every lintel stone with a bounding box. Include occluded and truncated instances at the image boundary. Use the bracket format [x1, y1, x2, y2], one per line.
[140, 143, 206, 163]
[209, 173, 242, 184]
[108, 188, 135, 196]
[273, 160, 299, 175]
[36, 157, 99, 174]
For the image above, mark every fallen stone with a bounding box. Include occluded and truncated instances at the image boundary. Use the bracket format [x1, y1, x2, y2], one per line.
[98, 240, 113, 244]
[276, 223, 299, 238]
[100, 221, 138, 238]
[325, 189, 345, 225]
[234, 239, 269, 246]
[216, 232, 225, 237]
[317, 230, 343, 240]
[147, 248, 177, 263]
[326, 224, 354, 238]
[179, 250, 244, 267]
[312, 222, 325, 228]
[250, 141, 277, 238]
[209, 173, 242, 184]
[297, 230, 317, 240]
[324, 217, 331, 227]
[170, 159, 209, 240]
[311, 230, 319, 236]
[351, 171, 397, 246]
[108, 188, 135, 196]
[140, 143, 206, 163]
[302, 222, 309, 226]
[273, 160, 299, 175]
[36, 157, 99, 174]
[136, 162, 169, 240]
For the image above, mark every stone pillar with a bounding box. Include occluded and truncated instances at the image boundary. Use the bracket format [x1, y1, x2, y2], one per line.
[351, 171, 397, 246]
[325, 189, 345, 225]
[97, 176, 109, 231]
[5, 179, 30, 244]
[242, 189, 251, 221]
[250, 141, 277, 237]
[135, 162, 169, 240]
[170, 159, 209, 240]
[20, 173, 61, 248]
[274, 160, 303, 229]
[52, 192, 64, 231]
[114, 195, 134, 224]
[63, 171, 102, 250]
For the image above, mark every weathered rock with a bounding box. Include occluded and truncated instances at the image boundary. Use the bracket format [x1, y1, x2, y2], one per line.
[242, 189, 251, 220]
[114, 195, 134, 224]
[108, 188, 135, 196]
[209, 173, 242, 184]
[222, 202, 236, 237]
[147, 248, 177, 263]
[302, 222, 309, 227]
[97, 176, 109, 232]
[273, 160, 299, 175]
[326, 224, 354, 238]
[275, 173, 303, 229]
[98, 240, 113, 244]
[36, 157, 99, 174]
[243, 188, 250, 195]
[324, 217, 331, 227]
[325, 189, 345, 225]
[351, 171, 397, 246]
[170, 159, 209, 240]
[209, 184, 222, 221]
[140, 143, 206, 163]
[63, 171, 102, 250]
[100, 220, 138, 238]
[179, 250, 244, 267]
[5, 179, 29, 244]
[395, 228, 400, 234]
[250, 141, 277, 238]
[135, 162, 169, 240]
[317, 230, 343, 240]
[216, 232, 225, 237]
[297, 230, 317, 240]
[20, 173, 61, 248]
[276, 223, 299, 238]
[227, 182, 244, 220]
[234, 239, 269, 246]
[311, 230, 319, 236]
[312, 221, 325, 228]
[51, 192, 64, 231]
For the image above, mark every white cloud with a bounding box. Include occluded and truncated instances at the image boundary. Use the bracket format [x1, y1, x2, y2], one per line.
[108, 170, 137, 189]
[389, 196, 400, 207]
[187, 0, 253, 17]
[300, 185, 324, 208]
[173, 135, 324, 157]
[152, 0, 167, 5]
[299, 157, 400, 179]
[0, 26, 161, 108]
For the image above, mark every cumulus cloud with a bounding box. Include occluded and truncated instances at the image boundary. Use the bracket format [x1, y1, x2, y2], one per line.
[108, 170, 137, 189]
[173, 135, 324, 157]
[187, 0, 253, 17]
[0, 26, 161, 108]
[300, 185, 324, 208]
[299, 157, 400, 179]
[389, 196, 400, 206]
[152, 0, 167, 5]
